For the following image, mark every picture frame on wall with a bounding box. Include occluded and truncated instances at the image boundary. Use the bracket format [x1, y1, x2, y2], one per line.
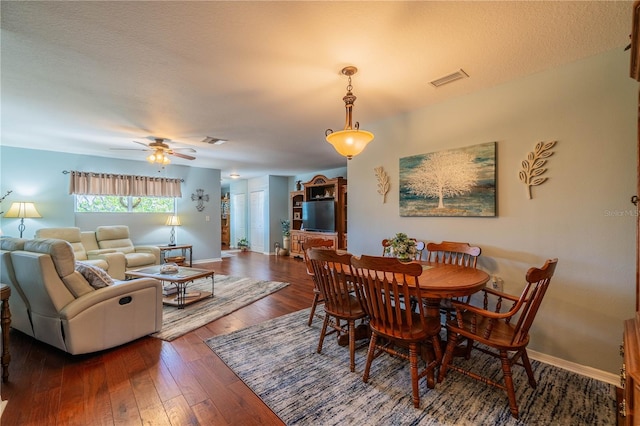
[399, 141, 496, 217]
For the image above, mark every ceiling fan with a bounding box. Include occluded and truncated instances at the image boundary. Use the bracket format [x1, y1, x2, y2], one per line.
[112, 137, 196, 164]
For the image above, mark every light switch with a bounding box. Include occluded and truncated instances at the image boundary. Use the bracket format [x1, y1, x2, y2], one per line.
[205, 215, 210, 222]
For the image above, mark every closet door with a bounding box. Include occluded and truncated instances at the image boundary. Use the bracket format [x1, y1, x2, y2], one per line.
[249, 190, 265, 253]
[231, 193, 247, 249]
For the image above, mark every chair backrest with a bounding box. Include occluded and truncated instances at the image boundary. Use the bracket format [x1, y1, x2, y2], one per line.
[308, 249, 360, 317]
[35, 227, 88, 260]
[381, 239, 391, 256]
[510, 258, 558, 345]
[95, 225, 135, 253]
[426, 241, 481, 267]
[351, 255, 428, 340]
[302, 238, 334, 275]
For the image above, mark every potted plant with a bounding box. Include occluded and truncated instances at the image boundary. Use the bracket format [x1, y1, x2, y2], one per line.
[388, 232, 417, 262]
[281, 219, 291, 252]
[237, 237, 250, 251]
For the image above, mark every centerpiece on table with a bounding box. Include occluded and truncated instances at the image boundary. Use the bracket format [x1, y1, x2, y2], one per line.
[388, 232, 417, 262]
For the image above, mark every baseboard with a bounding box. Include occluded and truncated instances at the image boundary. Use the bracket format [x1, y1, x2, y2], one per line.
[193, 258, 221, 264]
[528, 349, 619, 386]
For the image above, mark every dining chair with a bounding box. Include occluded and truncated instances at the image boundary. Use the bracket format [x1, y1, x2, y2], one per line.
[302, 238, 335, 326]
[438, 258, 558, 419]
[426, 241, 482, 331]
[351, 255, 442, 408]
[308, 249, 367, 372]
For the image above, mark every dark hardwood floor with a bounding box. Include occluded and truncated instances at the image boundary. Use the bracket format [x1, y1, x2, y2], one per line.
[1, 252, 314, 425]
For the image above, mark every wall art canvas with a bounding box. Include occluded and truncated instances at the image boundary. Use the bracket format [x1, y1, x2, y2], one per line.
[399, 141, 496, 217]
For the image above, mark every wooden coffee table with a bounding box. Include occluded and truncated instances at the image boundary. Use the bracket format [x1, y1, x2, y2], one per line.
[126, 265, 214, 309]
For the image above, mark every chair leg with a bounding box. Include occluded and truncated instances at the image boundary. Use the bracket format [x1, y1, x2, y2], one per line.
[500, 350, 519, 419]
[438, 332, 458, 383]
[317, 314, 330, 354]
[363, 333, 377, 383]
[409, 343, 421, 408]
[308, 293, 320, 326]
[520, 349, 537, 388]
[348, 319, 356, 372]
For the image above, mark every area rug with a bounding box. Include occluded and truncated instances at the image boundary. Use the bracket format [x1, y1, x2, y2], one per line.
[152, 275, 288, 341]
[206, 308, 616, 426]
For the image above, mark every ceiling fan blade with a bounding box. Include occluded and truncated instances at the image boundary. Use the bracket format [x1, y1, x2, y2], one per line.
[170, 152, 196, 160]
[110, 147, 150, 151]
[172, 147, 197, 153]
[133, 140, 150, 148]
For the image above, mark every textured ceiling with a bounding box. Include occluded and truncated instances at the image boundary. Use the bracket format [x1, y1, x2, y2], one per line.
[0, 1, 632, 182]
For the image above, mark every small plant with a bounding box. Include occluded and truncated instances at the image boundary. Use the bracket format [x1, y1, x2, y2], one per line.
[281, 219, 290, 236]
[387, 232, 417, 262]
[237, 237, 250, 251]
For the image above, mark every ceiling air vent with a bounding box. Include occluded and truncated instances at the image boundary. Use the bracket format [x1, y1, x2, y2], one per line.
[202, 136, 227, 145]
[429, 69, 469, 88]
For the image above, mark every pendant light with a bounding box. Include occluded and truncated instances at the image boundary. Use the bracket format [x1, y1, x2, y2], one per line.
[325, 66, 374, 160]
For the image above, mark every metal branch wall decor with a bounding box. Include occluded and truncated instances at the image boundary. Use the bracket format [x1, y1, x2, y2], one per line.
[374, 166, 390, 204]
[518, 140, 557, 199]
[191, 189, 210, 211]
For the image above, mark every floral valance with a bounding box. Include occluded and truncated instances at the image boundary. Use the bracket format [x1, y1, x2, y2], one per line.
[68, 170, 182, 197]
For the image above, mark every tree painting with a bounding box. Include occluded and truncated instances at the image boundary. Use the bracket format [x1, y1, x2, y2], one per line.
[399, 142, 496, 217]
[406, 150, 478, 209]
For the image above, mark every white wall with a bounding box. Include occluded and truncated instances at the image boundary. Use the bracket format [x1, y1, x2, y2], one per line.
[348, 48, 637, 374]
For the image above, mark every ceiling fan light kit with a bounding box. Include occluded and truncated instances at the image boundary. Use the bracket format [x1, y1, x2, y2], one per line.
[325, 66, 374, 160]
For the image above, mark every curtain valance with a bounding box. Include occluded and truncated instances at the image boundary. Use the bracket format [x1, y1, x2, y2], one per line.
[68, 171, 182, 197]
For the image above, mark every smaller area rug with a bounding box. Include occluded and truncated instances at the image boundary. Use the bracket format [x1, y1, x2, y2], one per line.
[152, 275, 288, 341]
[206, 309, 616, 425]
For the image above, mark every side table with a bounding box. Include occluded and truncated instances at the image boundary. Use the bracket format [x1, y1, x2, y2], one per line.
[0, 284, 11, 382]
[158, 244, 193, 267]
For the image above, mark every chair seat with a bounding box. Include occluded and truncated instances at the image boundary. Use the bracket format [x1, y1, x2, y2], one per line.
[125, 252, 156, 267]
[370, 311, 434, 343]
[451, 313, 530, 350]
[324, 294, 365, 319]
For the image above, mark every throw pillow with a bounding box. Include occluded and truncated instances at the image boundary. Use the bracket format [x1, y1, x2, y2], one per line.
[75, 261, 114, 289]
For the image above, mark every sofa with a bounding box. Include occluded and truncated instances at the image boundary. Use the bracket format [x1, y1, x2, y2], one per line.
[35, 227, 127, 280]
[0, 237, 163, 355]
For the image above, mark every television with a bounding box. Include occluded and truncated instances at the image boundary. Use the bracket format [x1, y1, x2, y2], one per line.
[302, 199, 335, 232]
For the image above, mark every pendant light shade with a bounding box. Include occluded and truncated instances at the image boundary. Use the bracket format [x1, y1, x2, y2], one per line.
[325, 66, 374, 160]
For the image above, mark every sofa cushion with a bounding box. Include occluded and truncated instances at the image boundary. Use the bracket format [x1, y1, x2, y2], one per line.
[125, 252, 157, 267]
[35, 227, 88, 260]
[0, 237, 27, 251]
[75, 262, 113, 289]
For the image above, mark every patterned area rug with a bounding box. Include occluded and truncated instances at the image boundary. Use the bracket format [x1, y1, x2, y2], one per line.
[206, 309, 616, 425]
[152, 275, 288, 341]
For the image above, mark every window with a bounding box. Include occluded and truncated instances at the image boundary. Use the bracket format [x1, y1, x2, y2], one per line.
[75, 195, 175, 213]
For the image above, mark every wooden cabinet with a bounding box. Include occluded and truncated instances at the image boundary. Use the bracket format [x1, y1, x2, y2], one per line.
[221, 195, 230, 248]
[622, 315, 640, 424]
[289, 174, 347, 257]
[290, 229, 338, 258]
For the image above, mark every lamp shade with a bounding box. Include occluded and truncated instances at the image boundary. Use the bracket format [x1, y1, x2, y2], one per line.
[4, 202, 42, 218]
[165, 215, 181, 226]
[325, 129, 375, 159]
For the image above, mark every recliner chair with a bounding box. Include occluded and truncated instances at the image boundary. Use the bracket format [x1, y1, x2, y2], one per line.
[35, 227, 127, 279]
[94, 225, 160, 271]
[7, 237, 163, 354]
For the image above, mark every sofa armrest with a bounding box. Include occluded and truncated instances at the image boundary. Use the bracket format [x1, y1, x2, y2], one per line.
[134, 245, 161, 264]
[60, 277, 162, 320]
[87, 251, 127, 280]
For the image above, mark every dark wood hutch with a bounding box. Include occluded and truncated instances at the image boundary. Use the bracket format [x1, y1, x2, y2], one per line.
[289, 174, 347, 257]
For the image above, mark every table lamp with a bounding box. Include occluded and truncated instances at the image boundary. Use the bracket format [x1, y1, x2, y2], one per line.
[4, 202, 42, 238]
[165, 215, 181, 246]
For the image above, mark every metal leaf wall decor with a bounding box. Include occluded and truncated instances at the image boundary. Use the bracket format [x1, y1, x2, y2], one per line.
[191, 189, 210, 211]
[374, 166, 390, 204]
[518, 140, 557, 199]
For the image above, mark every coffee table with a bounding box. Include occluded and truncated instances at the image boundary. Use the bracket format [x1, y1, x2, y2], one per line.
[126, 265, 214, 309]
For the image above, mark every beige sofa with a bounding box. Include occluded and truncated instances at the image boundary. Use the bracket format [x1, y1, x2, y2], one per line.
[0, 237, 163, 355]
[35, 227, 127, 280]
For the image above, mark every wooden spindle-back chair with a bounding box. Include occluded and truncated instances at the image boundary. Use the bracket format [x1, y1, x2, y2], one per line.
[438, 258, 558, 419]
[308, 249, 367, 372]
[351, 255, 442, 408]
[302, 238, 335, 326]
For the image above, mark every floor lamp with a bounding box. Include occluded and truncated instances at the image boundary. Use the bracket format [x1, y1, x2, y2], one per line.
[4, 202, 42, 238]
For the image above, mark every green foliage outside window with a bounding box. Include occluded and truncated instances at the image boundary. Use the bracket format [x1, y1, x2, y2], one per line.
[76, 195, 174, 213]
